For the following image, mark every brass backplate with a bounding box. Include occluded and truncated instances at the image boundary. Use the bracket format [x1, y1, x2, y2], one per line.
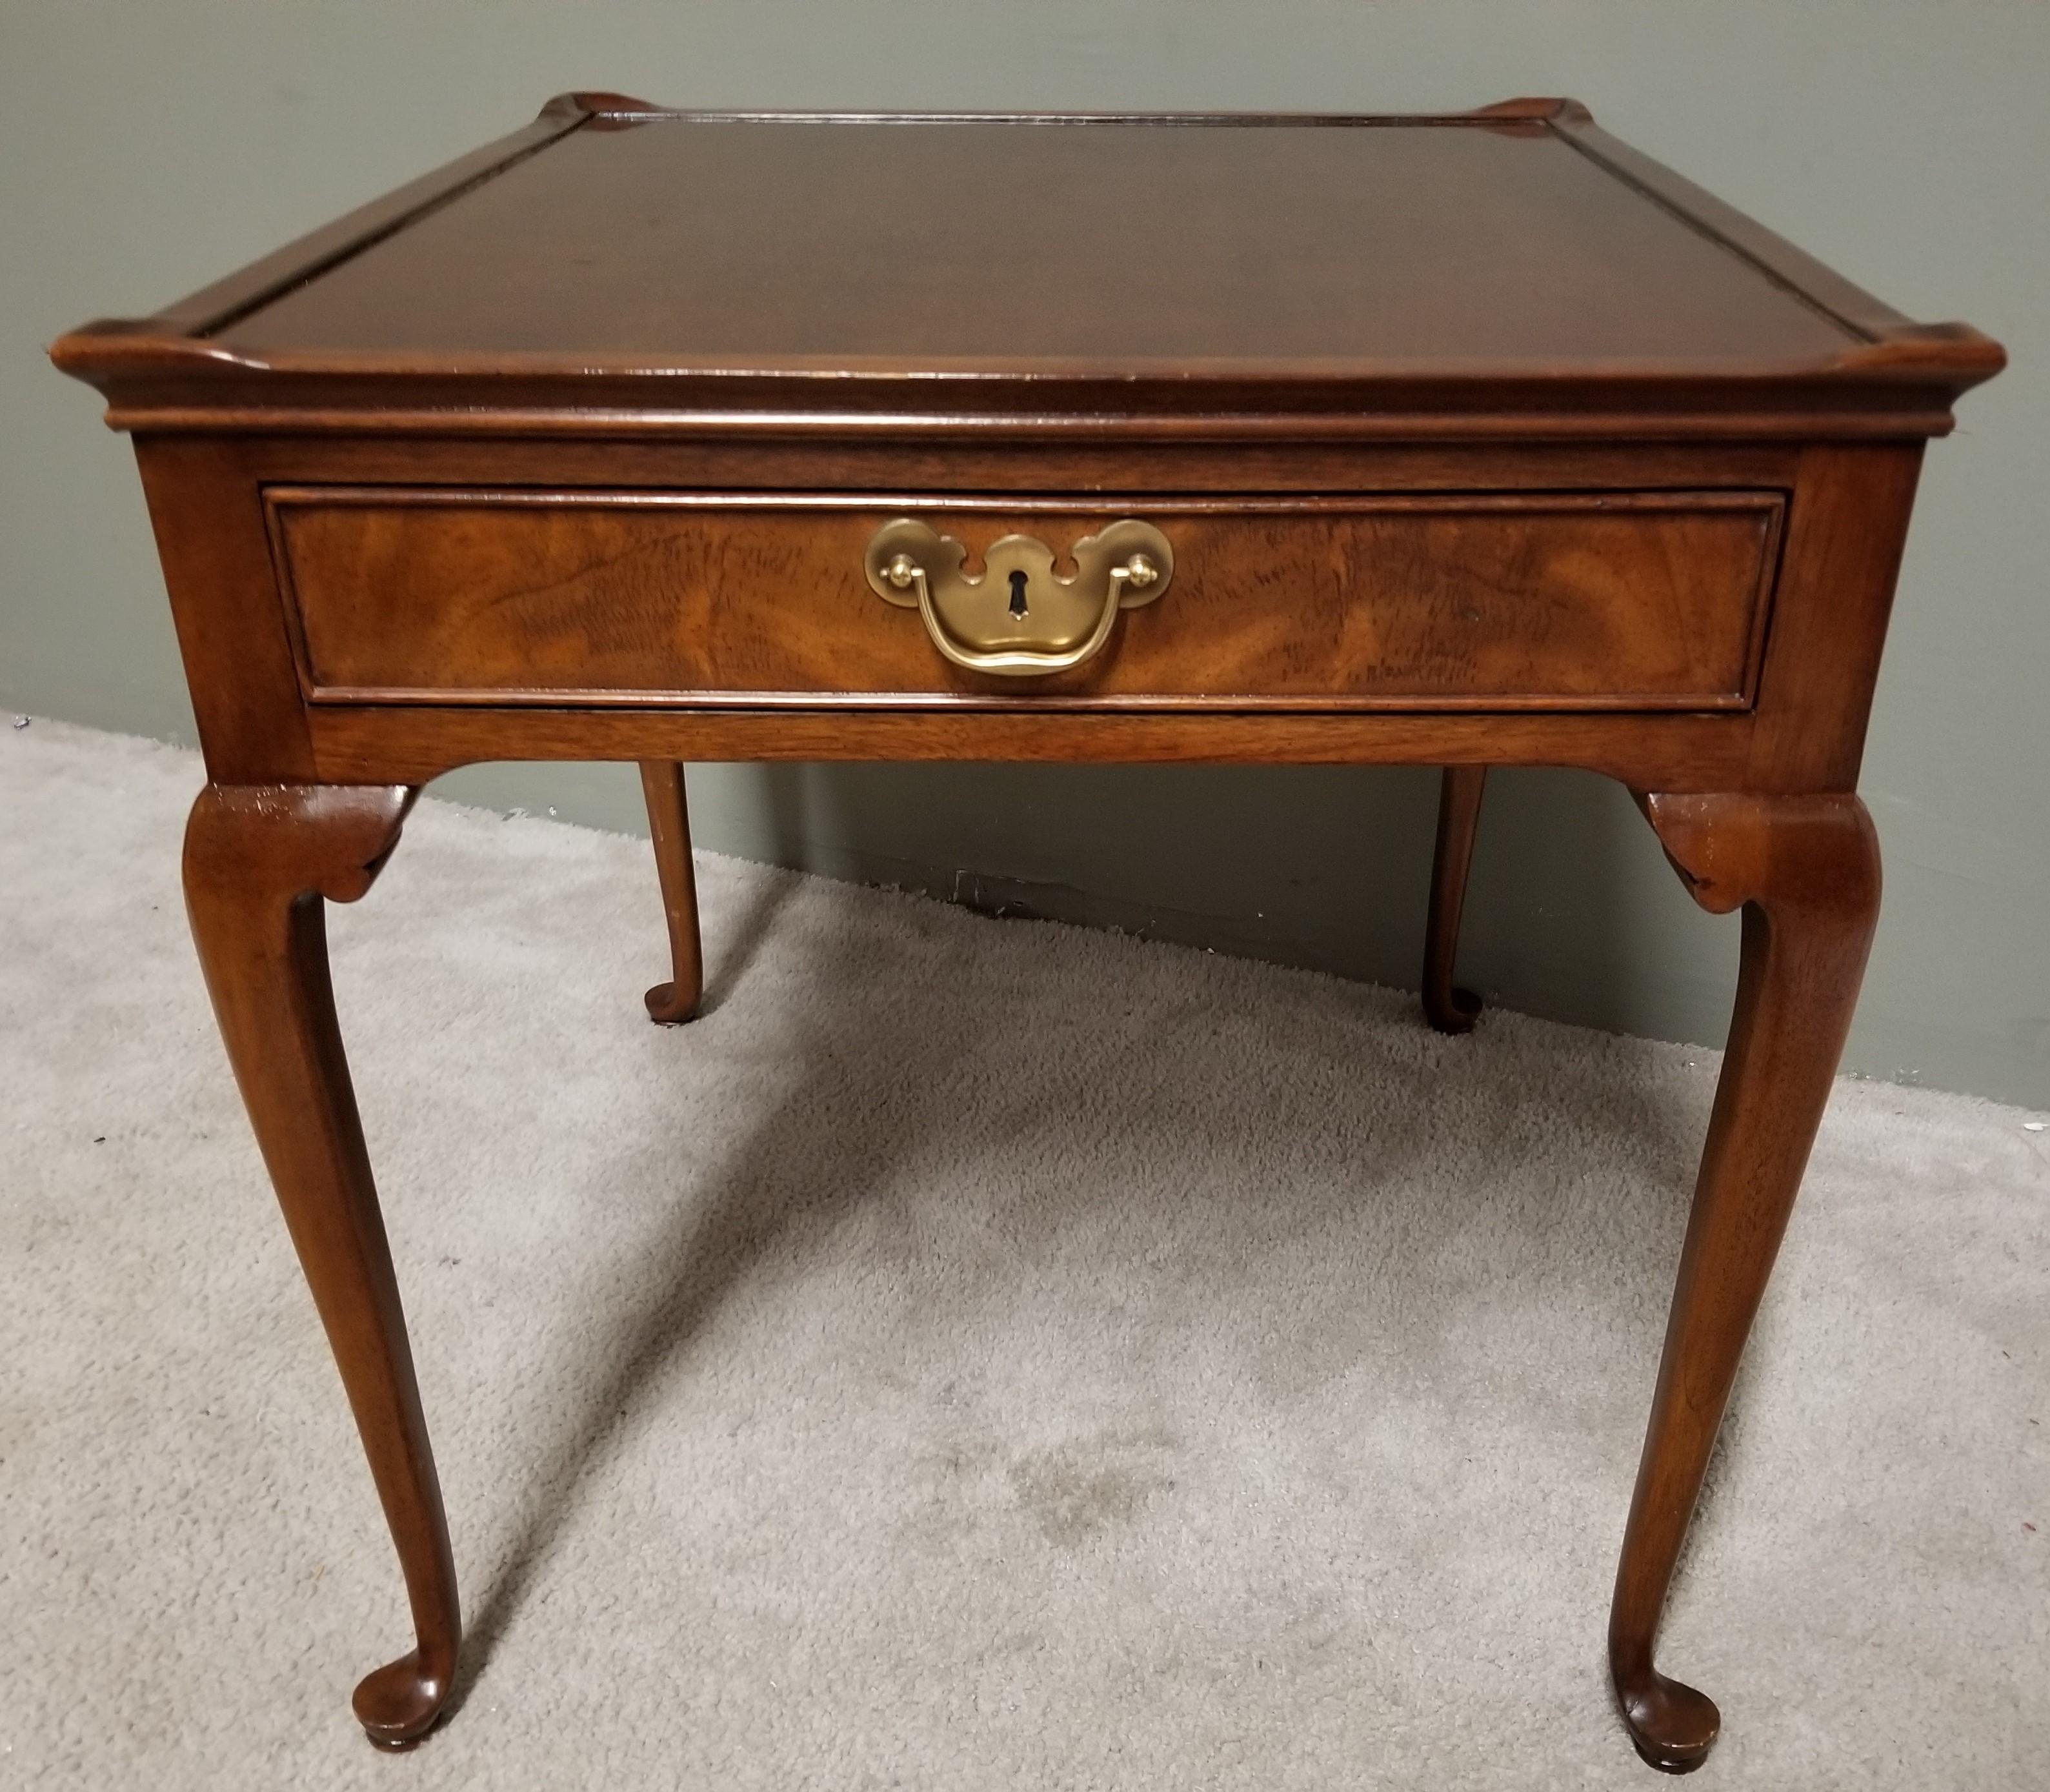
[863, 518, 1172, 675]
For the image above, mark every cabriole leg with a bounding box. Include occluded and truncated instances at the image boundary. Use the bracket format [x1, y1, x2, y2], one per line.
[183, 783, 458, 1749]
[1422, 765, 1487, 1033]
[638, 760, 704, 1023]
[1609, 791, 1880, 1772]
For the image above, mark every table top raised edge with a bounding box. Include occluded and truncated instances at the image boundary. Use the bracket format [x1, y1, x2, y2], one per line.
[47, 93, 2005, 439]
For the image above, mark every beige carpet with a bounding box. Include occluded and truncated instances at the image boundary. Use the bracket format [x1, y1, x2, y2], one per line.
[3, 718, 2045, 1790]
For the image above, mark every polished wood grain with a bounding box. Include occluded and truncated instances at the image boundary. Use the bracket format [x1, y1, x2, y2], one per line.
[134, 438, 318, 780]
[51, 97, 2003, 1773]
[309, 703, 1758, 787]
[267, 490, 1782, 711]
[1422, 767, 1489, 1033]
[1744, 443, 1925, 789]
[1610, 792, 1882, 1772]
[182, 783, 456, 1747]
[637, 761, 703, 1023]
[216, 114, 1858, 368]
[48, 98, 2000, 438]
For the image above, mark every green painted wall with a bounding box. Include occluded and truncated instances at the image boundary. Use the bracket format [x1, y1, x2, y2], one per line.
[5, 1, 2045, 1105]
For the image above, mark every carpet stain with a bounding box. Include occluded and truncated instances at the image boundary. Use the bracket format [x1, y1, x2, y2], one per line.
[1007, 1430, 1179, 1545]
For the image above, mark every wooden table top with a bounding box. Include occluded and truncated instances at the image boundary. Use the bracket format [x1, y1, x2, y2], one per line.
[52, 96, 2001, 434]
[224, 110, 1853, 368]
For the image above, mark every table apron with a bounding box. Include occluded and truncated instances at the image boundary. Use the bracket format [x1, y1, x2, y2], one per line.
[302, 702, 1771, 790]
[130, 435, 1926, 796]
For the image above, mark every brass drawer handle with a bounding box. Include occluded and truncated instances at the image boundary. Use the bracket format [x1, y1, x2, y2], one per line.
[864, 518, 1172, 676]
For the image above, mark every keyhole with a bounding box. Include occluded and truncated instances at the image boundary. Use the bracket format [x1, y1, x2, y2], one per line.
[1007, 569, 1030, 618]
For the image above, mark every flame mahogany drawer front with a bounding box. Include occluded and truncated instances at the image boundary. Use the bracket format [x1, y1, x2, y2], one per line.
[266, 487, 1785, 710]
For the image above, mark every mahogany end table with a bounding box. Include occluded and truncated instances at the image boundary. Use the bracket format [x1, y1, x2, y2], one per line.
[53, 96, 2003, 1773]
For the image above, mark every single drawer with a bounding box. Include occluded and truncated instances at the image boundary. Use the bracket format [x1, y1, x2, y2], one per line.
[266, 488, 1784, 710]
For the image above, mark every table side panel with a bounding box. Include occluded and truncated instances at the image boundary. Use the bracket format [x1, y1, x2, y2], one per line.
[1744, 441, 1925, 788]
[134, 436, 317, 781]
